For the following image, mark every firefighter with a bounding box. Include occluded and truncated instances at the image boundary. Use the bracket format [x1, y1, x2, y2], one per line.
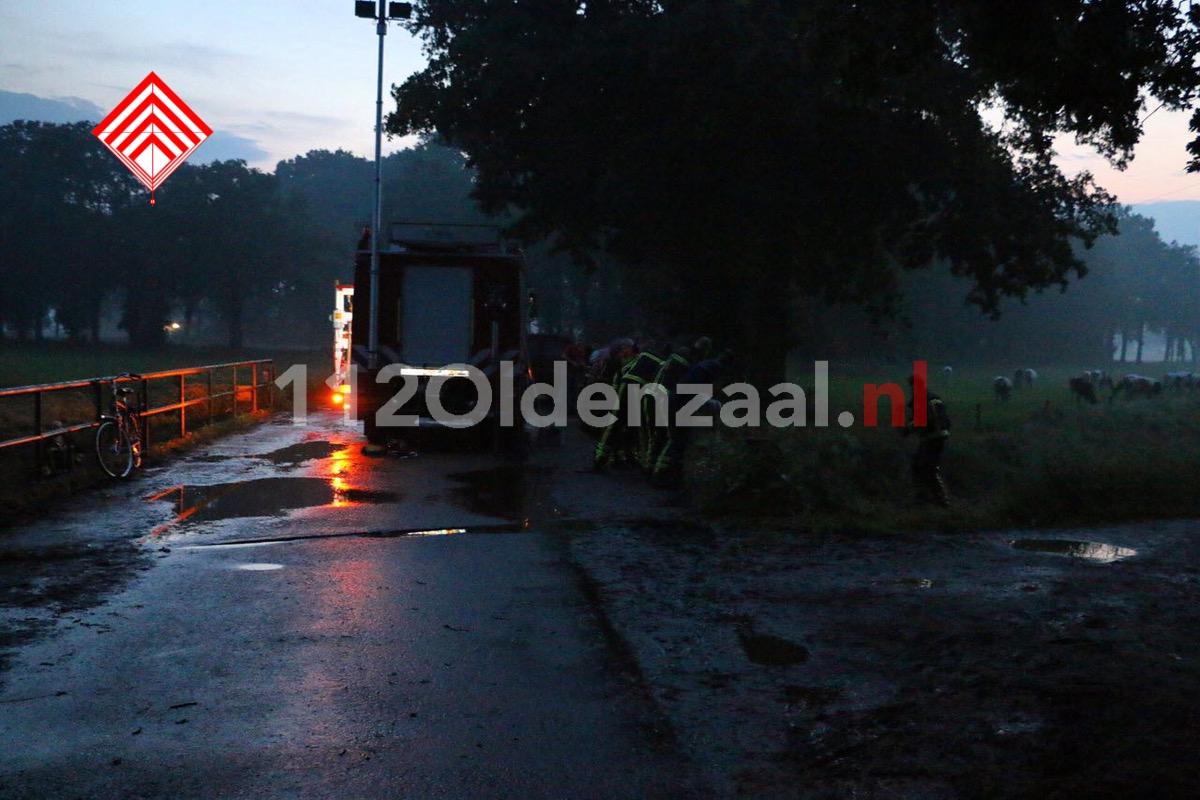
[580, 337, 633, 441]
[902, 374, 951, 507]
[652, 347, 731, 489]
[614, 339, 669, 471]
[644, 336, 708, 473]
[591, 340, 640, 470]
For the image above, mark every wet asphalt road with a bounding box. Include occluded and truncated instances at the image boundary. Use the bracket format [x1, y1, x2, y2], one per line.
[0, 412, 693, 799]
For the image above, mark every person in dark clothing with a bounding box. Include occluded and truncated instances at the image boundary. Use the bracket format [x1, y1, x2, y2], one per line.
[902, 374, 951, 507]
[652, 349, 731, 488]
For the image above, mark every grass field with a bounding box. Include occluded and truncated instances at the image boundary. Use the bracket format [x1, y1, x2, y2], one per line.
[687, 360, 1200, 531]
[0, 342, 329, 391]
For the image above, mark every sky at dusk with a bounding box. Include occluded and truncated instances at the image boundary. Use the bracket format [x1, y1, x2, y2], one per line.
[2, 1, 1200, 206]
[0, 0, 427, 170]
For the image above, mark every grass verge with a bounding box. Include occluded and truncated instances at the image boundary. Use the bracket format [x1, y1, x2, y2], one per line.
[685, 362, 1200, 532]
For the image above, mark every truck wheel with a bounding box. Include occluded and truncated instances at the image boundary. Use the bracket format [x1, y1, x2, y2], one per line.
[363, 413, 385, 445]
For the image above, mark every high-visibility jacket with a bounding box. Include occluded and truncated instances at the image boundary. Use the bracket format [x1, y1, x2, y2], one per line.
[652, 352, 690, 394]
[622, 351, 666, 386]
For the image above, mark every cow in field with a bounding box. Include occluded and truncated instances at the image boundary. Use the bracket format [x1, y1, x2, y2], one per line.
[1164, 371, 1197, 390]
[1112, 374, 1163, 399]
[1013, 368, 1038, 389]
[994, 376, 1013, 401]
[1069, 375, 1098, 404]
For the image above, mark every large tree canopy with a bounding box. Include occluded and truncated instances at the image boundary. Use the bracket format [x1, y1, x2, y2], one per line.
[387, 0, 1200, 380]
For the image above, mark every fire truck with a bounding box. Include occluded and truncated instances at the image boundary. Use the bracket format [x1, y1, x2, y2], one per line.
[347, 223, 530, 446]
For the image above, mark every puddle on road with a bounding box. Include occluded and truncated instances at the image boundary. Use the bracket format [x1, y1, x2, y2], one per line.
[739, 632, 810, 666]
[148, 477, 399, 529]
[184, 441, 343, 467]
[1009, 539, 1137, 563]
[255, 441, 342, 466]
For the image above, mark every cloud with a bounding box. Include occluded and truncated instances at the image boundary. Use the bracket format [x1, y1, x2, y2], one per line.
[0, 90, 270, 166]
[263, 109, 350, 128]
[191, 130, 271, 165]
[0, 90, 106, 125]
[60, 40, 248, 78]
[1133, 201, 1200, 248]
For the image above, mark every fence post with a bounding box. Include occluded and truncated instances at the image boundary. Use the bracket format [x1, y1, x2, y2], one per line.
[33, 391, 43, 480]
[252, 362, 259, 413]
[140, 376, 150, 452]
[180, 373, 187, 438]
[208, 369, 214, 426]
[232, 366, 239, 415]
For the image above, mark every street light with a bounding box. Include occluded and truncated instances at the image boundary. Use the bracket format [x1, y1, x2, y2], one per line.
[355, 0, 412, 370]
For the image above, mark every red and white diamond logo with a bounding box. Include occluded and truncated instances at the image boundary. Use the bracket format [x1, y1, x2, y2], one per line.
[93, 71, 211, 204]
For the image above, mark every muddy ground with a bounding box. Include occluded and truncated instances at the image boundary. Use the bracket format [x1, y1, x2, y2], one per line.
[546, 430, 1200, 799]
[0, 539, 153, 685]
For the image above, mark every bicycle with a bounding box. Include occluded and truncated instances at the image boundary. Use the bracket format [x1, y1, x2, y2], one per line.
[95, 373, 144, 479]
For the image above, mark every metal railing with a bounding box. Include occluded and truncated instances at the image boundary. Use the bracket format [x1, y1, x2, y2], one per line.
[0, 359, 275, 478]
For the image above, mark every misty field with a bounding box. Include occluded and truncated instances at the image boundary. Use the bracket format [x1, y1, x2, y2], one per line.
[0, 343, 327, 390]
[688, 362, 1200, 531]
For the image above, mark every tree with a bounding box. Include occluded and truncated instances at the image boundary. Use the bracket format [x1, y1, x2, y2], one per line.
[276, 148, 373, 259]
[0, 121, 136, 342]
[383, 139, 491, 224]
[182, 161, 291, 350]
[388, 0, 1200, 383]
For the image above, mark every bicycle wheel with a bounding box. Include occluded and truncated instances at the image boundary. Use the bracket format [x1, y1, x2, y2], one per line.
[95, 420, 134, 478]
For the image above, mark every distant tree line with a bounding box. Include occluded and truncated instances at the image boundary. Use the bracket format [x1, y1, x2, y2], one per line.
[0, 121, 498, 350]
[796, 209, 1200, 367]
[4, 118, 1198, 368]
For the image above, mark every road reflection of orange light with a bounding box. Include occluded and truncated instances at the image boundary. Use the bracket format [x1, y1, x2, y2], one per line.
[328, 445, 375, 508]
[329, 446, 355, 477]
[331, 476, 348, 507]
[145, 485, 215, 537]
